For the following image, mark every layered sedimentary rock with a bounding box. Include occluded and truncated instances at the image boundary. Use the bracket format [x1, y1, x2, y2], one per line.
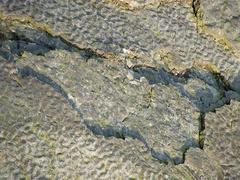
[0, 0, 240, 179]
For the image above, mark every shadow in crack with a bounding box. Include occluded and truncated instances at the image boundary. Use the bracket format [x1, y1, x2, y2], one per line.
[132, 66, 240, 113]
[0, 24, 104, 63]
[0, 28, 76, 62]
[16, 63, 240, 165]
[231, 76, 240, 95]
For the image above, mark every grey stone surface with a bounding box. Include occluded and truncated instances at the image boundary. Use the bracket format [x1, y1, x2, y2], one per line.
[0, 0, 240, 179]
[0, 58, 222, 179]
[0, 59, 161, 179]
[201, 0, 240, 53]
[1, 20, 201, 164]
[1, 0, 240, 92]
[205, 101, 240, 179]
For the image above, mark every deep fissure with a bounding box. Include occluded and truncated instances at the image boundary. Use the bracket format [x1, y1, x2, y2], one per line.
[192, 0, 200, 18]
[198, 112, 205, 149]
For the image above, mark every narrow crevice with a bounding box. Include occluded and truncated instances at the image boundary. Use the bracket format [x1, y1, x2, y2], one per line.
[192, 0, 201, 32]
[40, 30, 108, 61]
[198, 112, 205, 149]
[0, 24, 107, 63]
[131, 65, 240, 154]
[181, 148, 188, 165]
[131, 65, 240, 112]
[192, 0, 200, 18]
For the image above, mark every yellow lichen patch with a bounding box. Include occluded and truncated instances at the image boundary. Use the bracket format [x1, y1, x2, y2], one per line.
[153, 48, 191, 74]
[11, 75, 24, 88]
[192, 60, 220, 74]
[145, 0, 192, 8]
[153, 48, 222, 76]
[202, 28, 237, 56]
[0, 12, 56, 36]
[205, 64, 220, 74]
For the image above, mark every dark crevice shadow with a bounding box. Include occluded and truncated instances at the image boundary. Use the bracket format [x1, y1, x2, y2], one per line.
[131, 66, 240, 150]
[132, 66, 240, 113]
[0, 24, 105, 62]
[198, 112, 205, 149]
[16, 64, 240, 165]
[192, 0, 200, 18]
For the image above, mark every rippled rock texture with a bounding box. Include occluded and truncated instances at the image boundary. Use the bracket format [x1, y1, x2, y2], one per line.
[0, 0, 240, 179]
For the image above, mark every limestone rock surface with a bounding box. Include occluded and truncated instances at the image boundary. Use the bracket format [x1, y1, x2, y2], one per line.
[0, 0, 240, 179]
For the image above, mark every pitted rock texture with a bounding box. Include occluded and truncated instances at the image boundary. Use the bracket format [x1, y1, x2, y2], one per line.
[0, 59, 223, 179]
[0, 20, 201, 164]
[200, 0, 240, 54]
[205, 101, 240, 179]
[1, 0, 240, 93]
[0, 59, 162, 179]
[0, 0, 240, 179]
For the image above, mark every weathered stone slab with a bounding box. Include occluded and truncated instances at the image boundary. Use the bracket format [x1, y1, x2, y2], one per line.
[205, 100, 240, 179]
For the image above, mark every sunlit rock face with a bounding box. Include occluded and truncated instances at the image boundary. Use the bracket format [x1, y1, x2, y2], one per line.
[200, 0, 240, 53]
[205, 101, 240, 179]
[0, 0, 239, 179]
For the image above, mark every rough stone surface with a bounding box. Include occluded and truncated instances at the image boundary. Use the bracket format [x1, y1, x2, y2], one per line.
[205, 101, 240, 179]
[1, 20, 201, 164]
[0, 0, 240, 179]
[201, 0, 240, 54]
[1, 0, 240, 91]
[0, 59, 222, 179]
